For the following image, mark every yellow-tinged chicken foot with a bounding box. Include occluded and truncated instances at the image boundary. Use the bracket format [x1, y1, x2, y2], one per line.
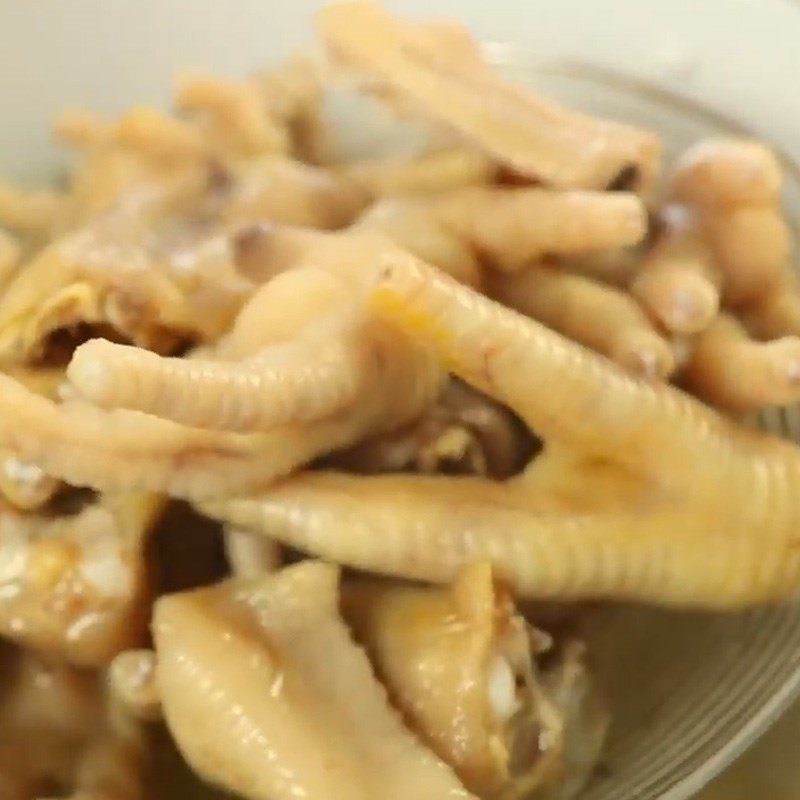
[66, 267, 439, 432]
[153, 561, 477, 799]
[342, 147, 497, 197]
[0, 371, 423, 499]
[489, 263, 675, 380]
[175, 72, 290, 156]
[342, 562, 603, 799]
[203, 254, 800, 608]
[318, 1, 661, 189]
[55, 235, 442, 498]
[219, 156, 368, 230]
[630, 205, 720, 335]
[0, 240, 441, 499]
[354, 187, 647, 284]
[670, 137, 782, 210]
[706, 206, 793, 308]
[680, 314, 800, 413]
[0, 492, 162, 666]
[0, 156, 367, 365]
[68, 335, 368, 433]
[670, 138, 795, 311]
[434, 187, 648, 272]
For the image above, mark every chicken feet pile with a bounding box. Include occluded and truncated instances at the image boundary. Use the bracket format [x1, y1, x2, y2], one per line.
[0, 1, 799, 798]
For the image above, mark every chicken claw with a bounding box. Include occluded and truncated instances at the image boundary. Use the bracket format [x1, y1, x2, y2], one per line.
[433, 187, 648, 272]
[203, 254, 800, 608]
[318, 1, 660, 189]
[342, 562, 605, 799]
[489, 263, 675, 380]
[44, 234, 441, 500]
[154, 561, 475, 799]
[631, 205, 720, 336]
[681, 314, 800, 413]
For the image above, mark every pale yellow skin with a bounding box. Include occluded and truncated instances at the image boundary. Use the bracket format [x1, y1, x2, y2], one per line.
[354, 187, 647, 287]
[708, 206, 793, 309]
[433, 187, 648, 272]
[218, 156, 367, 230]
[0, 492, 162, 666]
[0, 234, 440, 500]
[0, 378, 343, 499]
[744, 286, 800, 341]
[670, 138, 794, 311]
[653, 139, 800, 410]
[154, 561, 476, 800]
[631, 205, 720, 336]
[203, 253, 800, 609]
[353, 198, 483, 288]
[254, 53, 329, 164]
[11, 234, 434, 499]
[342, 147, 497, 197]
[682, 314, 800, 413]
[0, 451, 61, 510]
[670, 137, 782, 210]
[0, 176, 251, 361]
[318, 1, 661, 189]
[175, 72, 291, 156]
[342, 563, 575, 799]
[490, 263, 675, 380]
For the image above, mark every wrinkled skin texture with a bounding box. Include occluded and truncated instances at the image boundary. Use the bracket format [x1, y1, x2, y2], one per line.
[342, 563, 597, 799]
[203, 253, 800, 609]
[490, 263, 675, 381]
[0, 492, 163, 666]
[154, 561, 475, 800]
[23, 233, 439, 500]
[318, 1, 661, 190]
[657, 139, 800, 411]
